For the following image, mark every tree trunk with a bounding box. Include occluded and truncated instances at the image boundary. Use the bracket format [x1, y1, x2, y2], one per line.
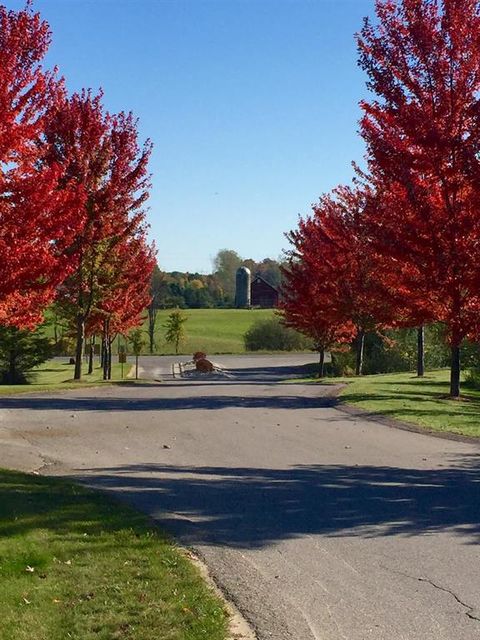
[135, 354, 139, 380]
[102, 320, 109, 380]
[318, 348, 325, 378]
[74, 315, 84, 380]
[101, 341, 106, 375]
[107, 341, 112, 380]
[417, 325, 425, 377]
[102, 337, 108, 380]
[148, 305, 157, 354]
[450, 344, 461, 398]
[88, 336, 95, 375]
[355, 329, 365, 376]
[9, 348, 16, 384]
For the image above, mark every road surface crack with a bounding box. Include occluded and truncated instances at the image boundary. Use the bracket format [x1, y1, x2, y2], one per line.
[417, 577, 480, 622]
[380, 565, 480, 622]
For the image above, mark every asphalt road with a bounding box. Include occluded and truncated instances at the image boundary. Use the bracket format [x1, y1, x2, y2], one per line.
[1, 354, 479, 640]
[134, 353, 326, 382]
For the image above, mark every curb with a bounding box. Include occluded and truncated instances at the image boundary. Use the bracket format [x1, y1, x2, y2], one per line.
[183, 549, 257, 640]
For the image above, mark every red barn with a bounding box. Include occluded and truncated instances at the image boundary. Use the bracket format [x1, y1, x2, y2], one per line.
[251, 275, 279, 308]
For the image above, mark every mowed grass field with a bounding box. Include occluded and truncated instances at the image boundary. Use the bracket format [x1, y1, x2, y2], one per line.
[147, 308, 275, 354]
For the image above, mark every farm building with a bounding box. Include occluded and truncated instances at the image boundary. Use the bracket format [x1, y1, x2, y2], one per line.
[250, 274, 279, 308]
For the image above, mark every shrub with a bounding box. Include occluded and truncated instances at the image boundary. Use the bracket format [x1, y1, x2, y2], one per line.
[244, 317, 311, 351]
[164, 310, 188, 354]
[464, 368, 480, 389]
[326, 325, 451, 377]
[326, 349, 356, 376]
[0, 326, 52, 384]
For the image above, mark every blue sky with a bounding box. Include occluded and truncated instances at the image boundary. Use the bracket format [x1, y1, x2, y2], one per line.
[11, 0, 375, 273]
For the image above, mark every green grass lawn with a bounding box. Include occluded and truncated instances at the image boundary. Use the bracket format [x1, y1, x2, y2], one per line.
[338, 370, 480, 438]
[0, 469, 228, 640]
[0, 360, 128, 396]
[147, 308, 275, 354]
[287, 369, 480, 438]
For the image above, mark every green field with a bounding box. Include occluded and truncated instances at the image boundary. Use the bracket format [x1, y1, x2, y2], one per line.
[0, 469, 228, 640]
[339, 370, 480, 438]
[146, 308, 275, 354]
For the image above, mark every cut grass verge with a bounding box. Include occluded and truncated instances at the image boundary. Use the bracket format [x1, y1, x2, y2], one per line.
[0, 360, 128, 396]
[289, 369, 480, 438]
[339, 369, 480, 438]
[0, 469, 228, 640]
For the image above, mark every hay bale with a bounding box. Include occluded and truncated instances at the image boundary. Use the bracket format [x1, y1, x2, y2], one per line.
[195, 358, 214, 373]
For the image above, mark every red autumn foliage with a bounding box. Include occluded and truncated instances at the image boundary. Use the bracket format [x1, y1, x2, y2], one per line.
[361, 183, 439, 330]
[283, 185, 402, 374]
[281, 253, 355, 355]
[357, 0, 480, 395]
[86, 233, 155, 380]
[0, 5, 83, 327]
[45, 91, 153, 379]
[88, 234, 156, 338]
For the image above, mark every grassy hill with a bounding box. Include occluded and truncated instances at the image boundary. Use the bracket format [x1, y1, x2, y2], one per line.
[146, 308, 275, 354]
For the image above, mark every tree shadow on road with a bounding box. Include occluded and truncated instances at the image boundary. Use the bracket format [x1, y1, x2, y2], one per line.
[224, 363, 318, 381]
[0, 393, 338, 411]
[71, 457, 480, 549]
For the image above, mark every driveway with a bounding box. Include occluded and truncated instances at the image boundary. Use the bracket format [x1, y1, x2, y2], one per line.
[135, 353, 324, 382]
[0, 355, 479, 640]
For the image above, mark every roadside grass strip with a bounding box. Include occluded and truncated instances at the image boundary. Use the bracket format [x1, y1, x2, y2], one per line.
[0, 361, 127, 396]
[0, 469, 228, 640]
[287, 369, 480, 438]
[339, 369, 480, 438]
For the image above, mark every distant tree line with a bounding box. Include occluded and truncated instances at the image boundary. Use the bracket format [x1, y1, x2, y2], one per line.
[151, 250, 283, 311]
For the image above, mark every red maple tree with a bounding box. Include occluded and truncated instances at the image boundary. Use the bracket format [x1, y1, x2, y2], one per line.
[358, 0, 480, 396]
[45, 91, 153, 379]
[0, 5, 82, 327]
[284, 185, 400, 375]
[281, 255, 355, 376]
[87, 234, 156, 379]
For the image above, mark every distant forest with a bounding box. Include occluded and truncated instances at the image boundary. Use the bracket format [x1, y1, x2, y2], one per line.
[152, 249, 282, 309]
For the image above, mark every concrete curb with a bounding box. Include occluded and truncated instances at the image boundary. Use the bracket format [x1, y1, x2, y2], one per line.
[183, 549, 258, 640]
